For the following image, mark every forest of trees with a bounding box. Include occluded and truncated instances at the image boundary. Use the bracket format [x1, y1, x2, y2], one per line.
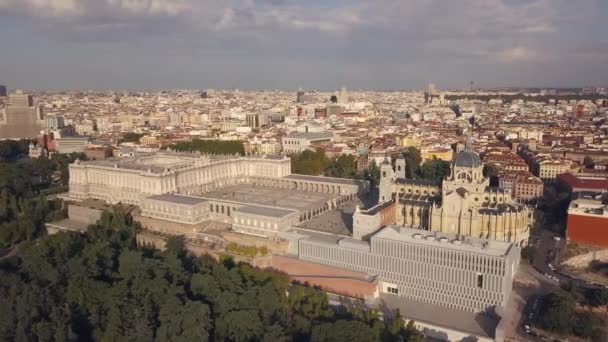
[0, 207, 424, 341]
[536, 287, 608, 341]
[290, 147, 451, 186]
[0, 141, 84, 253]
[397, 148, 451, 184]
[168, 140, 245, 156]
[118, 132, 145, 144]
[533, 184, 571, 235]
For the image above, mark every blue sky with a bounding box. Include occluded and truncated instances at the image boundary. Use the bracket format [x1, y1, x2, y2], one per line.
[0, 0, 607, 91]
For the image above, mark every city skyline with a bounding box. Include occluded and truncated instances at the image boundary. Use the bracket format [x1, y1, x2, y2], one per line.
[1, 0, 608, 90]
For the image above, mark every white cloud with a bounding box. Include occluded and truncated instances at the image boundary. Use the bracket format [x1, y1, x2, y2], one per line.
[497, 46, 539, 63]
[0, 0, 190, 18]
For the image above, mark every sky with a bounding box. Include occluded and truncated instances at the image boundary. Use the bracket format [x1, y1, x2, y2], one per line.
[0, 0, 607, 91]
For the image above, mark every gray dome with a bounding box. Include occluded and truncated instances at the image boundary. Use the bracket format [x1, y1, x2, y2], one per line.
[454, 150, 481, 168]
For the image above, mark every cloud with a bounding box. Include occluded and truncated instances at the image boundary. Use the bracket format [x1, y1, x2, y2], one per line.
[0, 0, 606, 89]
[0, 0, 190, 17]
[497, 46, 540, 62]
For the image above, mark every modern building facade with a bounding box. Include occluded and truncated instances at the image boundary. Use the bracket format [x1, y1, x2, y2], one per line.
[293, 226, 519, 313]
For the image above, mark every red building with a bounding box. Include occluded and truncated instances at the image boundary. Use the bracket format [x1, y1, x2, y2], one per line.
[566, 199, 608, 248]
[557, 172, 608, 196]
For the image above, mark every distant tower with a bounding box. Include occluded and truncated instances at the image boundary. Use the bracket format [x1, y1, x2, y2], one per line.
[0, 85, 6, 97]
[0, 90, 44, 139]
[296, 88, 305, 103]
[395, 156, 406, 179]
[379, 158, 395, 203]
[470, 81, 474, 92]
[339, 86, 348, 104]
[425, 83, 437, 104]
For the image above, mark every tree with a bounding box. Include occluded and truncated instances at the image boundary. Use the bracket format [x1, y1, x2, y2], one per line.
[311, 320, 379, 342]
[168, 139, 245, 155]
[118, 132, 144, 144]
[572, 311, 603, 340]
[330, 95, 338, 103]
[215, 310, 264, 342]
[587, 288, 608, 320]
[521, 245, 537, 264]
[583, 156, 595, 169]
[364, 160, 381, 189]
[418, 158, 450, 183]
[482, 164, 499, 187]
[290, 149, 329, 176]
[537, 290, 576, 334]
[325, 155, 357, 179]
[401, 148, 422, 178]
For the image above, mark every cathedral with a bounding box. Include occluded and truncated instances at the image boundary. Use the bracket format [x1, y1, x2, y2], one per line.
[379, 138, 532, 246]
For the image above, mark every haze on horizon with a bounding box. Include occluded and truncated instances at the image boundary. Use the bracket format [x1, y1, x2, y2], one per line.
[0, 0, 607, 91]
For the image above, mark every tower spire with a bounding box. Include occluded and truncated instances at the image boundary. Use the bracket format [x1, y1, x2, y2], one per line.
[465, 136, 474, 151]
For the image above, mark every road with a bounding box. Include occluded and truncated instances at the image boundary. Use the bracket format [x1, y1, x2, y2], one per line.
[532, 229, 605, 290]
[505, 229, 607, 341]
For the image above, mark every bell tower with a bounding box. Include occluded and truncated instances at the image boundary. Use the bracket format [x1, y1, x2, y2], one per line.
[379, 158, 395, 203]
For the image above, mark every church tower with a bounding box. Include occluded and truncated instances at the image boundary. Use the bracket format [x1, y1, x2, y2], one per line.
[395, 156, 406, 179]
[379, 158, 395, 203]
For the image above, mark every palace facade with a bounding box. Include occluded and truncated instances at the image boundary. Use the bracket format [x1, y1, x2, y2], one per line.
[66, 151, 367, 238]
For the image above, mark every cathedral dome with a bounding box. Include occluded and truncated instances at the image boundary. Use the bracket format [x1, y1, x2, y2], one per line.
[454, 136, 481, 168]
[454, 150, 481, 168]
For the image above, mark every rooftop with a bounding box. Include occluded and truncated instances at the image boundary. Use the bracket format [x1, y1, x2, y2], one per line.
[373, 226, 514, 257]
[200, 183, 339, 212]
[234, 205, 295, 218]
[146, 193, 208, 206]
[376, 294, 498, 338]
[284, 132, 334, 140]
[285, 174, 362, 186]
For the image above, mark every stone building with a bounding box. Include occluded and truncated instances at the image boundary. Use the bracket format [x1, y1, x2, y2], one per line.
[379, 138, 533, 246]
[66, 151, 367, 239]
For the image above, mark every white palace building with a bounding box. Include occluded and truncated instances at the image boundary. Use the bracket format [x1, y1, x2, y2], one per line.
[66, 151, 367, 238]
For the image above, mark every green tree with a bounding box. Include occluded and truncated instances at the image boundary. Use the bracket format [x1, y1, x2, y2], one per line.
[418, 158, 450, 183]
[364, 160, 381, 188]
[537, 289, 576, 334]
[215, 310, 264, 342]
[291, 149, 329, 175]
[401, 148, 422, 178]
[521, 245, 537, 264]
[482, 163, 500, 187]
[583, 156, 595, 169]
[325, 154, 357, 179]
[311, 320, 378, 342]
[168, 139, 245, 155]
[118, 132, 144, 144]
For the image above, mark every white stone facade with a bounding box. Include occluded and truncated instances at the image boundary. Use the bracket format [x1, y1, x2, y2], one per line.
[68, 152, 292, 205]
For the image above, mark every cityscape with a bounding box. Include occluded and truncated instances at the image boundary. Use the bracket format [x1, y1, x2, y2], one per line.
[2, 1, 608, 342]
